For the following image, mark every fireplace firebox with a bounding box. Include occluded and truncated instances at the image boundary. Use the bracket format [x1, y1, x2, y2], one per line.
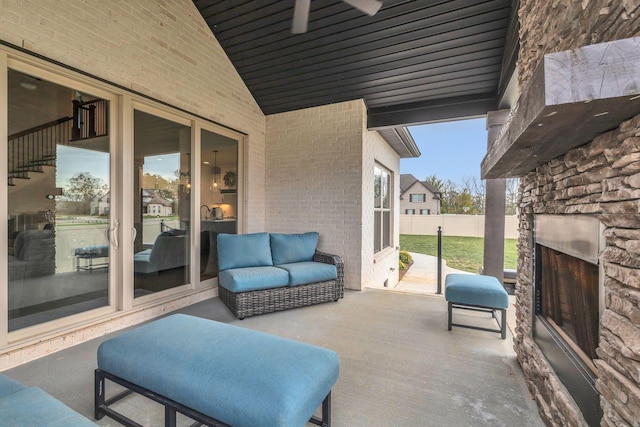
[533, 215, 604, 426]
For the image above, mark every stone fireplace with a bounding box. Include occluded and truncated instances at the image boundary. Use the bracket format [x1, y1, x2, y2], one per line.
[480, 2, 640, 425]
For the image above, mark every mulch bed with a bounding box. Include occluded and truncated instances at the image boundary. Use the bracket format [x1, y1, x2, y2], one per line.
[398, 261, 414, 281]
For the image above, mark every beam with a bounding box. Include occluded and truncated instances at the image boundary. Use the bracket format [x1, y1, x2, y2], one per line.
[367, 94, 497, 128]
[482, 36, 640, 179]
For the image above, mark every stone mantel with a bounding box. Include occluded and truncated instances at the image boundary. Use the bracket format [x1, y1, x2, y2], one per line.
[482, 37, 640, 179]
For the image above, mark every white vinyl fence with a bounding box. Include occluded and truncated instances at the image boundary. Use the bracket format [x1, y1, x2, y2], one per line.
[400, 214, 518, 239]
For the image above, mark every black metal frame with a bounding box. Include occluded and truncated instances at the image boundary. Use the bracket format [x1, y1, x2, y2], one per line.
[448, 302, 507, 339]
[75, 254, 109, 272]
[95, 369, 332, 427]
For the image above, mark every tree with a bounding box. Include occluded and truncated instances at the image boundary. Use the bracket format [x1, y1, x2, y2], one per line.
[425, 174, 486, 214]
[462, 176, 486, 214]
[65, 172, 109, 214]
[425, 174, 444, 192]
[505, 178, 520, 215]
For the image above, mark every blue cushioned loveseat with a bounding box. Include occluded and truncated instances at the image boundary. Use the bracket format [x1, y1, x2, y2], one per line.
[217, 232, 344, 319]
[0, 373, 96, 426]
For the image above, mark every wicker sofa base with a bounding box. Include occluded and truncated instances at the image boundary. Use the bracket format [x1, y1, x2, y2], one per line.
[219, 279, 342, 319]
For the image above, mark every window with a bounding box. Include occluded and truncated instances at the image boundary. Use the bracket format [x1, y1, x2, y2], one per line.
[420, 209, 430, 215]
[405, 209, 415, 214]
[374, 165, 391, 253]
[410, 194, 426, 203]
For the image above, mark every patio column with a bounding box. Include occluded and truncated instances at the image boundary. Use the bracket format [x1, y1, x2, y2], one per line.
[483, 110, 510, 283]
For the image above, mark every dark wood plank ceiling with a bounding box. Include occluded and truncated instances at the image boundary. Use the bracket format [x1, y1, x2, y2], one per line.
[194, 0, 518, 128]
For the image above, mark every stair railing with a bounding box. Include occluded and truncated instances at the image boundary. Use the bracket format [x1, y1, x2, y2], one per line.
[8, 117, 72, 181]
[8, 99, 108, 184]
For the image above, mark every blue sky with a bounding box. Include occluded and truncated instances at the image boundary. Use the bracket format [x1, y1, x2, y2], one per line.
[402, 117, 487, 184]
[57, 146, 179, 187]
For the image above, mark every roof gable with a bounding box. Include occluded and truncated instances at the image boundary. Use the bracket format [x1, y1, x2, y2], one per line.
[400, 174, 441, 197]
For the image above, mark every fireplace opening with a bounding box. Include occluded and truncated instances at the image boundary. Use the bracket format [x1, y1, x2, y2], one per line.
[533, 215, 603, 426]
[537, 245, 599, 364]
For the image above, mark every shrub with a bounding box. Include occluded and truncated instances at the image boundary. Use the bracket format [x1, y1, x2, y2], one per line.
[399, 260, 406, 270]
[399, 250, 413, 264]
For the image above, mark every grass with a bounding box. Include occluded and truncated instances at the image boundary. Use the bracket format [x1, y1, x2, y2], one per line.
[400, 234, 518, 273]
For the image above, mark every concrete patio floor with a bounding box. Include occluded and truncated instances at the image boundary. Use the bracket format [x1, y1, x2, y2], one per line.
[4, 286, 542, 426]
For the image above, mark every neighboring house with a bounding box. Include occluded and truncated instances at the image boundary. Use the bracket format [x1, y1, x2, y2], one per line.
[90, 192, 110, 216]
[142, 189, 173, 217]
[399, 174, 441, 215]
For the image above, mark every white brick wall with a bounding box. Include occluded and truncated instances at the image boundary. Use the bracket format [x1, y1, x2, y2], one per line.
[0, 0, 266, 369]
[362, 129, 401, 289]
[265, 100, 401, 290]
[265, 101, 365, 289]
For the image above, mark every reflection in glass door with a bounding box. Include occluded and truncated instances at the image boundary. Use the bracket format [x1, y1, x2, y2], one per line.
[7, 68, 111, 331]
[133, 110, 191, 297]
[200, 129, 238, 281]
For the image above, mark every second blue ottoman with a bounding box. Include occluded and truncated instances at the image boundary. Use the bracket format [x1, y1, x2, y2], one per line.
[445, 273, 509, 339]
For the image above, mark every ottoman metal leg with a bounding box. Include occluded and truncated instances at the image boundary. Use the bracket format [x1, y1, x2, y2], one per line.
[447, 302, 453, 331]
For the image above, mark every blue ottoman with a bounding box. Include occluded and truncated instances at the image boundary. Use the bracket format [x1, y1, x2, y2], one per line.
[445, 274, 509, 339]
[95, 314, 340, 427]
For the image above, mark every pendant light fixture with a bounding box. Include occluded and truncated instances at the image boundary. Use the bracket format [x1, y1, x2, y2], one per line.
[212, 150, 219, 190]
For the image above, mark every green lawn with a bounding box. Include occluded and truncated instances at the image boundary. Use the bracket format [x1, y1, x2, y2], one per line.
[399, 234, 518, 273]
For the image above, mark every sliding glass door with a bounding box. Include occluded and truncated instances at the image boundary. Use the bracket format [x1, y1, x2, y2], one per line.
[2, 54, 244, 344]
[7, 67, 112, 331]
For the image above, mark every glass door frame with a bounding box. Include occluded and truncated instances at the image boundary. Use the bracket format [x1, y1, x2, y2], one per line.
[1, 55, 120, 345]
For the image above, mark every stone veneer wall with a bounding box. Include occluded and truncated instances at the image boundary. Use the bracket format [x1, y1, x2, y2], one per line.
[516, 115, 640, 426]
[518, 0, 640, 90]
[515, 1, 640, 425]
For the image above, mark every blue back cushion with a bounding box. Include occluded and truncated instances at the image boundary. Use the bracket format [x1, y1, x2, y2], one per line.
[218, 233, 273, 271]
[270, 232, 319, 265]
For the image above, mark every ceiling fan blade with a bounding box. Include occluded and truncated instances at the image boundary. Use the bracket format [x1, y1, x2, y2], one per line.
[342, 0, 382, 16]
[292, 0, 311, 33]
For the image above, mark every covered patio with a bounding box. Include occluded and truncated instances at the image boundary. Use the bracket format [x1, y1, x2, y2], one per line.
[2, 1, 640, 426]
[5, 289, 543, 426]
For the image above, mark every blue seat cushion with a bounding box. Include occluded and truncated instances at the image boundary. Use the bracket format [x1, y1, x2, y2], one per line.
[270, 232, 319, 265]
[218, 233, 273, 271]
[0, 387, 97, 426]
[97, 314, 340, 427]
[445, 274, 509, 309]
[276, 261, 337, 286]
[218, 266, 289, 292]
